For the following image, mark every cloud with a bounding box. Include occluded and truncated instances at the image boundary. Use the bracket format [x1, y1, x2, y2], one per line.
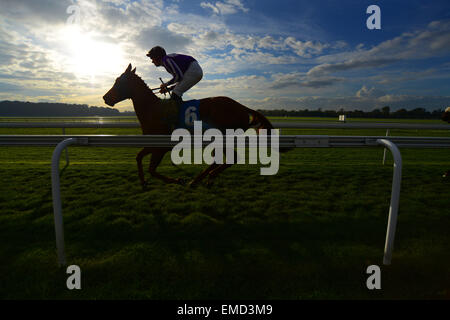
[0, 0, 449, 113]
[201, 0, 249, 15]
[307, 58, 398, 77]
[373, 94, 450, 111]
[258, 36, 285, 50]
[90, 0, 164, 33]
[300, 77, 343, 88]
[355, 86, 386, 98]
[268, 72, 343, 90]
[200, 2, 220, 15]
[193, 73, 449, 112]
[0, 82, 23, 92]
[135, 26, 192, 53]
[307, 19, 450, 77]
[0, 0, 71, 25]
[244, 94, 450, 112]
[284, 37, 329, 58]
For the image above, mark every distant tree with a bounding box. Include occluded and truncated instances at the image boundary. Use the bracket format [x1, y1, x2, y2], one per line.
[0, 100, 122, 117]
[393, 108, 407, 119]
[246, 106, 445, 120]
[410, 108, 428, 118]
[370, 108, 382, 118]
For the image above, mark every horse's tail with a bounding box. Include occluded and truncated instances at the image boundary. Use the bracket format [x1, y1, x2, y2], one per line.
[442, 108, 450, 123]
[248, 109, 274, 132]
[247, 109, 293, 153]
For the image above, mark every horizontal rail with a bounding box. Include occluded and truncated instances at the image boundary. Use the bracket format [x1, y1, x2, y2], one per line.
[1, 121, 449, 130]
[1, 135, 450, 148]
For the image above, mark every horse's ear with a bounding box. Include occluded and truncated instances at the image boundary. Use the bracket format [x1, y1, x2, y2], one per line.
[131, 67, 136, 74]
[126, 63, 132, 73]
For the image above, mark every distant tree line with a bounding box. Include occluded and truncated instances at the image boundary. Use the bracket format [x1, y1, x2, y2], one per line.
[0, 100, 123, 117]
[258, 106, 447, 119]
[0, 101, 447, 119]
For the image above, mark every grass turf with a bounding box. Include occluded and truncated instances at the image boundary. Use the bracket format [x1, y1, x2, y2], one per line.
[0, 120, 449, 299]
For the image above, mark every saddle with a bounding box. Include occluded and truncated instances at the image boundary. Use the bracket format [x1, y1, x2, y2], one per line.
[160, 99, 203, 130]
[160, 99, 179, 129]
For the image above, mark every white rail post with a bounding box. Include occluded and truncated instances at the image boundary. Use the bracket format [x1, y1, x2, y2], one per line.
[62, 127, 70, 166]
[51, 138, 78, 266]
[382, 129, 390, 165]
[377, 139, 402, 265]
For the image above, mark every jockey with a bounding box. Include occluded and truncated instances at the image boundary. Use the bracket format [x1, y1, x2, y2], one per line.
[147, 46, 203, 106]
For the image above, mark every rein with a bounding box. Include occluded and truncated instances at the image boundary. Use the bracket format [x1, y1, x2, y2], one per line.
[150, 85, 175, 93]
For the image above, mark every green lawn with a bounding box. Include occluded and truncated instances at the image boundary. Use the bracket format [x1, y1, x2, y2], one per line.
[0, 119, 449, 299]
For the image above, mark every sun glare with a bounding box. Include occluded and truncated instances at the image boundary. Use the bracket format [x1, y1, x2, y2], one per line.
[63, 25, 125, 81]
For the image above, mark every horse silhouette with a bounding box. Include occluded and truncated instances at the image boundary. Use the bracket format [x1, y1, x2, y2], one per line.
[103, 63, 275, 188]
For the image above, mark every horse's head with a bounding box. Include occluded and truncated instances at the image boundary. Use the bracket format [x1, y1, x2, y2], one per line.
[103, 63, 136, 107]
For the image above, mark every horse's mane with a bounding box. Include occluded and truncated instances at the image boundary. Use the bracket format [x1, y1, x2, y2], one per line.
[130, 73, 150, 90]
[130, 72, 160, 101]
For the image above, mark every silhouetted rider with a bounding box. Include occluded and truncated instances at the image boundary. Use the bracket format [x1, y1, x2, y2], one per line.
[147, 46, 203, 107]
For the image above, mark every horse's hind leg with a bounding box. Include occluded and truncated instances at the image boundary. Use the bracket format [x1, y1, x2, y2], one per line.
[206, 149, 238, 184]
[149, 150, 185, 185]
[136, 147, 152, 189]
[189, 149, 220, 187]
[189, 163, 220, 187]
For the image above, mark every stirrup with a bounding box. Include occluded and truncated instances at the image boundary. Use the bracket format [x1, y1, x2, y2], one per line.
[171, 93, 182, 101]
[171, 94, 183, 107]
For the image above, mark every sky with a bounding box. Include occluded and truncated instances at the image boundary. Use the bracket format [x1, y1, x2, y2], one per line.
[0, 0, 449, 112]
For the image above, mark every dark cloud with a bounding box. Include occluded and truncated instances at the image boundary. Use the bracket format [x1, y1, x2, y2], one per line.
[375, 95, 450, 110]
[0, 81, 23, 92]
[0, 0, 72, 25]
[135, 26, 192, 53]
[255, 94, 450, 112]
[269, 76, 343, 89]
[307, 19, 450, 77]
[300, 77, 343, 88]
[307, 58, 398, 77]
[0, 52, 15, 65]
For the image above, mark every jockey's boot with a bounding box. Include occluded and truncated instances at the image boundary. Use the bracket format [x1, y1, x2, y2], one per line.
[171, 93, 183, 109]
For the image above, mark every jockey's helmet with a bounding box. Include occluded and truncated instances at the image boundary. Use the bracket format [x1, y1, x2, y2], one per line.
[147, 46, 166, 59]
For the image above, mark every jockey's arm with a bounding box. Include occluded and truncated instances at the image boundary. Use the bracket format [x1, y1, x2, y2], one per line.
[163, 56, 182, 85]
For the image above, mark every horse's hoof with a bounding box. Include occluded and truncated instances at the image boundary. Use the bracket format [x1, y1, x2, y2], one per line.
[141, 181, 149, 191]
[205, 178, 215, 188]
[175, 178, 187, 185]
[187, 180, 198, 188]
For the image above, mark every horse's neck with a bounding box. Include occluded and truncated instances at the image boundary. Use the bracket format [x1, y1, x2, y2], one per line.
[130, 78, 161, 132]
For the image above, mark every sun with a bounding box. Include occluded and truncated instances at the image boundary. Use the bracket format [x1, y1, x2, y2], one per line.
[62, 25, 125, 81]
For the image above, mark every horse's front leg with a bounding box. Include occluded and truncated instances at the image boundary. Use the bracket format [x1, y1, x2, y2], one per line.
[149, 150, 185, 185]
[136, 147, 152, 189]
